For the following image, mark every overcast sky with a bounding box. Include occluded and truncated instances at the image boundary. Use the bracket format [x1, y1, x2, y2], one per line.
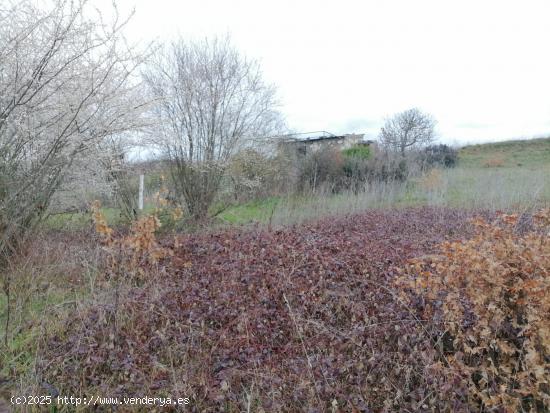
[116, 0, 550, 145]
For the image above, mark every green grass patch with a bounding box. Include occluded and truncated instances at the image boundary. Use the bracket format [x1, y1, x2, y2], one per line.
[0, 285, 78, 380]
[41, 136, 550, 231]
[219, 197, 281, 224]
[220, 164, 550, 227]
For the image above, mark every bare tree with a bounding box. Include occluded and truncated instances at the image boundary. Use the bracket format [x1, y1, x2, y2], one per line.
[0, 0, 148, 341]
[379, 108, 436, 156]
[0, 0, 146, 249]
[143, 36, 284, 221]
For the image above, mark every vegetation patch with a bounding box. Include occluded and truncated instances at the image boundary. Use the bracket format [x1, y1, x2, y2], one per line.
[341, 144, 371, 159]
[398, 209, 550, 411]
[459, 137, 550, 168]
[39, 207, 482, 411]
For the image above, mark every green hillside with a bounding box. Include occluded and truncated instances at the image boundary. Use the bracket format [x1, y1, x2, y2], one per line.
[459, 136, 550, 169]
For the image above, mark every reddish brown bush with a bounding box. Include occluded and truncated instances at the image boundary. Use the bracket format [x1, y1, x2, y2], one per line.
[38, 208, 486, 412]
[398, 209, 550, 412]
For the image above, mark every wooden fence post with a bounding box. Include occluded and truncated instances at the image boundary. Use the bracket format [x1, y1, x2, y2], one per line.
[138, 174, 144, 210]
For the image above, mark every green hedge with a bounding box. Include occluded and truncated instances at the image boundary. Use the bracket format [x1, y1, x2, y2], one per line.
[342, 145, 371, 159]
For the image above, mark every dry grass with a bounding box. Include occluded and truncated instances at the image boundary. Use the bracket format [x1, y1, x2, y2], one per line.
[2, 202, 549, 411]
[483, 155, 506, 168]
[0, 230, 102, 403]
[221, 165, 550, 229]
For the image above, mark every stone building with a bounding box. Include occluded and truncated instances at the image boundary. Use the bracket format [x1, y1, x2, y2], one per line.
[277, 131, 371, 157]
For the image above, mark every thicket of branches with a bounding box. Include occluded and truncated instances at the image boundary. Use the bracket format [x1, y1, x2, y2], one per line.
[0, 0, 149, 345]
[293, 144, 452, 194]
[142, 37, 285, 221]
[0, 0, 146, 261]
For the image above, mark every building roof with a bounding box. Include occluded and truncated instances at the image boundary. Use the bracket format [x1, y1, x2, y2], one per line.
[278, 131, 365, 144]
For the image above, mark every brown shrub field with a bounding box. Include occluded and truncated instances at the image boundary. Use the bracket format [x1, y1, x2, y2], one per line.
[33, 207, 548, 412]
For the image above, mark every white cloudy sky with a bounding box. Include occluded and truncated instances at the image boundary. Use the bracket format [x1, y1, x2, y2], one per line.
[115, 0, 550, 144]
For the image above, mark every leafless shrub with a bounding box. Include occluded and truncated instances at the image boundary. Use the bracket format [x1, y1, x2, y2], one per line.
[227, 148, 293, 202]
[296, 147, 345, 193]
[143, 36, 284, 221]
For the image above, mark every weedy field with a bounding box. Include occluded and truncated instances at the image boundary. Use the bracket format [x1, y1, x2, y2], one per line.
[1, 138, 549, 412]
[214, 138, 550, 227]
[3, 208, 481, 411]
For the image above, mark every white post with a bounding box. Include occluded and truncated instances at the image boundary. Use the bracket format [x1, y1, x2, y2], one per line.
[138, 174, 144, 210]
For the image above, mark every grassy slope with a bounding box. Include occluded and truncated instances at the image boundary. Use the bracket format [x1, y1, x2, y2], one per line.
[458, 136, 550, 168]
